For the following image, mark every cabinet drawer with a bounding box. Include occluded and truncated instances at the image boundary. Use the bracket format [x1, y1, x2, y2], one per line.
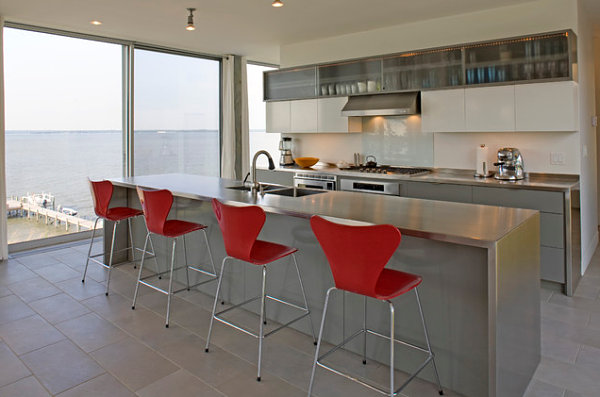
[541, 246, 565, 283]
[472, 187, 563, 214]
[404, 182, 472, 203]
[540, 212, 564, 248]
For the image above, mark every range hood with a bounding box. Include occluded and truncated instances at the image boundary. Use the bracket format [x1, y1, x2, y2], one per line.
[341, 92, 420, 117]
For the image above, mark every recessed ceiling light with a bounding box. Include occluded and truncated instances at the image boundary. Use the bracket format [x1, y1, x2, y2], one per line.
[90, 20, 102, 26]
[272, 0, 284, 7]
[186, 8, 196, 31]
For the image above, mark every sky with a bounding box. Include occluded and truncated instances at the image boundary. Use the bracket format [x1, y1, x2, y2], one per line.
[3, 27, 270, 132]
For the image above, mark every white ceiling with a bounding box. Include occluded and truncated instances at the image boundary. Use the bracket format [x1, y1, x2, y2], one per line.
[0, 0, 598, 64]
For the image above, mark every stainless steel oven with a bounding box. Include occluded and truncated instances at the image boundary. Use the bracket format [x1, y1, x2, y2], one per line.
[340, 179, 400, 196]
[293, 173, 337, 190]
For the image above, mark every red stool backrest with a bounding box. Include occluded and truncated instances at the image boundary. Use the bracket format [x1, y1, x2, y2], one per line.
[310, 215, 401, 298]
[136, 187, 173, 235]
[89, 180, 114, 219]
[212, 199, 265, 262]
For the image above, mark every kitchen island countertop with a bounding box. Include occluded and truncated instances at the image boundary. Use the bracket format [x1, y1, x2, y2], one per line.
[111, 173, 538, 248]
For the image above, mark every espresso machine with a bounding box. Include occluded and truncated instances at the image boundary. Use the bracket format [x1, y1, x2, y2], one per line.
[279, 137, 294, 166]
[494, 147, 525, 180]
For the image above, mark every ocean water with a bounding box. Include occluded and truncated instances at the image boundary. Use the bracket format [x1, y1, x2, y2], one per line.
[5, 130, 220, 220]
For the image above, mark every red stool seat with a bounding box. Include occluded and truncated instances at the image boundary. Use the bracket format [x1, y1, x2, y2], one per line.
[105, 207, 143, 222]
[248, 241, 298, 265]
[163, 219, 206, 238]
[374, 269, 422, 300]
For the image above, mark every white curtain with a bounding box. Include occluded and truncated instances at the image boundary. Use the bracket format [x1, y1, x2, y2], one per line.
[221, 55, 236, 179]
[240, 56, 250, 178]
[0, 17, 7, 260]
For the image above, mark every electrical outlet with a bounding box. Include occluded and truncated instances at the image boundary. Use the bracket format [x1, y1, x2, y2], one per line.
[550, 152, 566, 165]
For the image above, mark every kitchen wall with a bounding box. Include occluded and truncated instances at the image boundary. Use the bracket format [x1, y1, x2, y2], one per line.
[279, 0, 599, 273]
[577, 0, 599, 273]
[595, 34, 600, 238]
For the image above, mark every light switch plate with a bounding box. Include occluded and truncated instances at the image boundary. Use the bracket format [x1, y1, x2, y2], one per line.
[593, 116, 598, 127]
[550, 152, 566, 165]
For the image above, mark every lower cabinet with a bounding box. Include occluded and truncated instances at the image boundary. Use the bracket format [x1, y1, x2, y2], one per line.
[403, 182, 472, 203]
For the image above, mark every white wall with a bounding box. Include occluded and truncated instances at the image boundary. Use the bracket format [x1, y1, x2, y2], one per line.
[578, 0, 599, 273]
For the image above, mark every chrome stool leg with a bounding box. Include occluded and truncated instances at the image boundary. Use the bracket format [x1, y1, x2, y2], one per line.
[292, 253, 316, 343]
[205, 257, 229, 352]
[308, 287, 335, 397]
[183, 235, 190, 291]
[82, 217, 99, 283]
[388, 301, 395, 397]
[165, 238, 177, 328]
[363, 296, 367, 365]
[127, 218, 136, 268]
[105, 221, 118, 296]
[257, 265, 267, 381]
[415, 288, 444, 395]
[132, 232, 150, 310]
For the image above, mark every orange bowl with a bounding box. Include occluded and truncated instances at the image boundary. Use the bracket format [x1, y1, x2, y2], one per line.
[294, 157, 319, 168]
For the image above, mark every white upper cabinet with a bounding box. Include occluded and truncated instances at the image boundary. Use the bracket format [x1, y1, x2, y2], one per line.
[421, 90, 466, 132]
[290, 99, 318, 133]
[266, 101, 290, 133]
[317, 97, 361, 133]
[515, 81, 579, 132]
[465, 86, 515, 132]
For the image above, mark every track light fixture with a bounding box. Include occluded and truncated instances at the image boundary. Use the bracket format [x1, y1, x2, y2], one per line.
[186, 8, 196, 31]
[272, 0, 284, 7]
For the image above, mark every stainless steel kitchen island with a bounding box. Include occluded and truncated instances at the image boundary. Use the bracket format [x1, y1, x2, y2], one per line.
[107, 173, 540, 397]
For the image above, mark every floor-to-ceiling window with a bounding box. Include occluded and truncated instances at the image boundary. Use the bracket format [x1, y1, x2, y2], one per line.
[133, 48, 220, 176]
[4, 27, 123, 245]
[247, 63, 278, 167]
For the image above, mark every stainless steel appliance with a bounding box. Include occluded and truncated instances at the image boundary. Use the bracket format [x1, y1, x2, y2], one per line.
[346, 165, 431, 176]
[279, 137, 294, 166]
[494, 148, 525, 181]
[340, 179, 400, 196]
[293, 173, 337, 190]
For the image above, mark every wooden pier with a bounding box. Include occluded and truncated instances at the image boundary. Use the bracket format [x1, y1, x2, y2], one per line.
[19, 202, 96, 232]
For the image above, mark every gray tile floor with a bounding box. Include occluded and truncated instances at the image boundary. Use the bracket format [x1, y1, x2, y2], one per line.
[0, 241, 599, 396]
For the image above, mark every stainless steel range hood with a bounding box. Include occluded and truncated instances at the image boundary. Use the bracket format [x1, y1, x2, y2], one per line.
[341, 92, 420, 117]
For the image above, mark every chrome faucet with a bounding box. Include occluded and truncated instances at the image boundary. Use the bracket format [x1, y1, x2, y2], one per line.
[251, 150, 275, 194]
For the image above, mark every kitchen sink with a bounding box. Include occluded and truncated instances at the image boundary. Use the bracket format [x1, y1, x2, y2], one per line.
[265, 188, 326, 197]
[226, 184, 281, 192]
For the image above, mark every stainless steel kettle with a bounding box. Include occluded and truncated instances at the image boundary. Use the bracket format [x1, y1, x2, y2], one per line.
[494, 148, 525, 180]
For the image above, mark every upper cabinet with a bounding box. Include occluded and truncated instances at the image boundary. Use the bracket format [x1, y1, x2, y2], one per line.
[318, 58, 382, 97]
[382, 48, 463, 91]
[421, 90, 466, 132]
[464, 32, 576, 86]
[465, 86, 515, 132]
[515, 81, 578, 131]
[264, 30, 577, 102]
[263, 66, 316, 101]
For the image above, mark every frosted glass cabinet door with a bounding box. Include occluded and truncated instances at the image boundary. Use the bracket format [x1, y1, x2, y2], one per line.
[515, 81, 579, 131]
[290, 99, 318, 133]
[318, 97, 350, 132]
[421, 89, 466, 132]
[465, 86, 515, 132]
[266, 101, 291, 133]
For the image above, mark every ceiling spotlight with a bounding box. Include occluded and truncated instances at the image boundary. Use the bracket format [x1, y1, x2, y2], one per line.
[90, 20, 102, 26]
[272, 0, 284, 7]
[186, 8, 196, 31]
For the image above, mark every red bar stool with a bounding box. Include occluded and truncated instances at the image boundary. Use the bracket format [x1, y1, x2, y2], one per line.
[308, 215, 443, 397]
[205, 199, 316, 382]
[83, 180, 147, 296]
[132, 187, 217, 328]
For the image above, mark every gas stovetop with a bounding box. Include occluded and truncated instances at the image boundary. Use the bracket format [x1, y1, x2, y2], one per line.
[345, 165, 431, 176]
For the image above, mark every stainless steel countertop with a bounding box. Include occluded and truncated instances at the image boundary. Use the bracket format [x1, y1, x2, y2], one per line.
[272, 165, 579, 192]
[111, 173, 538, 249]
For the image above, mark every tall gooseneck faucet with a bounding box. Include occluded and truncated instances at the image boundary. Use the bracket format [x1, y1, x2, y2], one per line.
[251, 150, 275, 194]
